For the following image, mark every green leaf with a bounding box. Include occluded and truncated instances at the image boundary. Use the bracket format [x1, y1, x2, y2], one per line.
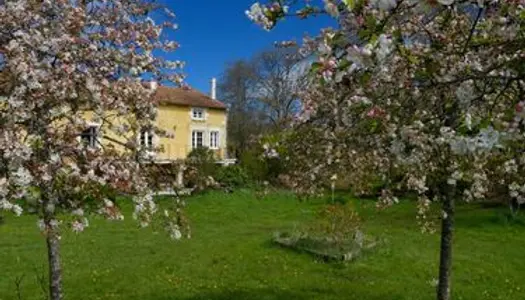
[479, 117, 491, 129]
[342, 0, 356, 10]
[365, 15, 376, 30]
[369, 120, 378, 132]
[407, 55, 419, 65]
[338, 59, 351, 70]
[360, 72, 372, 85]
[310, 62, 322, 74]
[393, 29, 403, 42]
[424, 58, 439, 74]
[332, 32, 347, 48]
[369, 34, 379, 44]
[358, 29, 371, 41]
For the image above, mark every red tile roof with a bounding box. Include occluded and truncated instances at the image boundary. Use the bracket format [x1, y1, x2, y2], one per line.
[153, 86, 227, 110]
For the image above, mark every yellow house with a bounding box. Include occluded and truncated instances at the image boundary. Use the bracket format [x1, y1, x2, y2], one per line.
[79, 80, 232, 164]
[151, 83, 230, 162]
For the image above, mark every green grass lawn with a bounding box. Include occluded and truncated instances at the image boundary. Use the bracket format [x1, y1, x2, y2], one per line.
[1, 189, 525, 300]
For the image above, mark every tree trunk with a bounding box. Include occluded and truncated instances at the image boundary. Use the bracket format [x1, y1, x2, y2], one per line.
[46, 225, 63, 300]
[509, 198, 520, 217]
[437, 192, 455, 300]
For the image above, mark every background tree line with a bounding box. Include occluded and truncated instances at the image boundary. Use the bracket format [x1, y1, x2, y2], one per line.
[218, 46, 308, 159]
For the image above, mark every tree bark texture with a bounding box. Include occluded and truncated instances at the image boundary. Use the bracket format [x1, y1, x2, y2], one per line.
[437, 192, 455, 300]
[46, 224, 63, 300]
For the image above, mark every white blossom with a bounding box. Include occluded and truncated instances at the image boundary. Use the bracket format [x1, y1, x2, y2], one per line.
[323, 0, 339, 17]
[449, 127, 501, 155]
[477, 127, 500, 150]
[12, 167, 33, 187]
[438, 0, 455, 5]
[465, 112, 472, 130]
[455, 81, 475, 108]
[71, 208, 84, 216]
[72, 219, 89, 233]
[37, 219, 46, 232]
[376, 34, 393, 61]
[407, 175, 428, 194]
[168, 223, 183, 240]
[133, 194, 157, 226]
[370, 0, 398, 10]
[1, 0, 182, 242]
[246, 3, 274, 31]
[103, 198, 114, 208]
[12, 204, 23, 216]
[504, 159, 518, 173]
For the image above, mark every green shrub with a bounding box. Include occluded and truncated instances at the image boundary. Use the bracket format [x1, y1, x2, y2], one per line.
[240, 146, 285, 184]
[185, 148, 219, 189]
[215, 165, 249, 188]
[311, 203, 362, 245]
[186, 148, 217, 175]
[240, 148, 268, 182]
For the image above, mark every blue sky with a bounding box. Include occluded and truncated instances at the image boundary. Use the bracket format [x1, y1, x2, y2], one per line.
[160, 0, 333, 95]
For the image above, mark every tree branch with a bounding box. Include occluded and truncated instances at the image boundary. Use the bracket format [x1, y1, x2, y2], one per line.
[462, 7, 483, 55]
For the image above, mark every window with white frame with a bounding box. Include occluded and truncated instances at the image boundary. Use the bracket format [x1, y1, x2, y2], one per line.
[139, 129, 154, 149]
[80, 126, 98, 148]
[192, 130, 204, 149]
[191, 107, 205, 120]
[209, 131, 219, 149]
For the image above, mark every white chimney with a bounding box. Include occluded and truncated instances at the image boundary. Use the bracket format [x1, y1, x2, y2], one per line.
[149, 80, 158, 91]
[211, 77, 217, 100]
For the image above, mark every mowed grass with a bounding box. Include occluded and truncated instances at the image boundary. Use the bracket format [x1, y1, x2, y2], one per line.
[1, 189, 525, 300]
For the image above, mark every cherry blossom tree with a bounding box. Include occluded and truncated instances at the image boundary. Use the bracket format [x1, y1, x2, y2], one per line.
[0, 1, 186, 299]
[248, 1, 525, 299]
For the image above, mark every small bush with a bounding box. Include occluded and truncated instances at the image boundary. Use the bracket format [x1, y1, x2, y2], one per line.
[312, 203, 362, 245]
[273, 203, 378, 261]
[215, 165, 249, 188]
[240, 147, 285, 184]
[185, 148, 219, 190]
[240, 149, 268, 182]
[186, 148, 217, 175]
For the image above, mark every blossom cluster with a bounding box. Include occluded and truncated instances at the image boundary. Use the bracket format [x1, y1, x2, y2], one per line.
[246, 2, 288, 30]
[0, 0, 186, 239]
[247, 0, 525, 216]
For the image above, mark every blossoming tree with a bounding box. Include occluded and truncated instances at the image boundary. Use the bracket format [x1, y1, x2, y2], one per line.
[248, 1, 525, 299]
[0, 1, 185, 299]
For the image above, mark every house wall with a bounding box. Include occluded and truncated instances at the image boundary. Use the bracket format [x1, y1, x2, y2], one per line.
[81, 110, 133, 154]
[148, 105, 228, 160]
[81, 104, 228, 161]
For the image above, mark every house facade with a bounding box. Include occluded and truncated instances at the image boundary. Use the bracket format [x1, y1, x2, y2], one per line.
[151, 84, 229, 162]
[79, 81, 230, 164]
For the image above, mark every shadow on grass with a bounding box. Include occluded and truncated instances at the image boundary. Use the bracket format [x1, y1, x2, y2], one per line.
[152, 289, 309, 300]
[454, 207, 525, 229]
[148, 287, 405, 300]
